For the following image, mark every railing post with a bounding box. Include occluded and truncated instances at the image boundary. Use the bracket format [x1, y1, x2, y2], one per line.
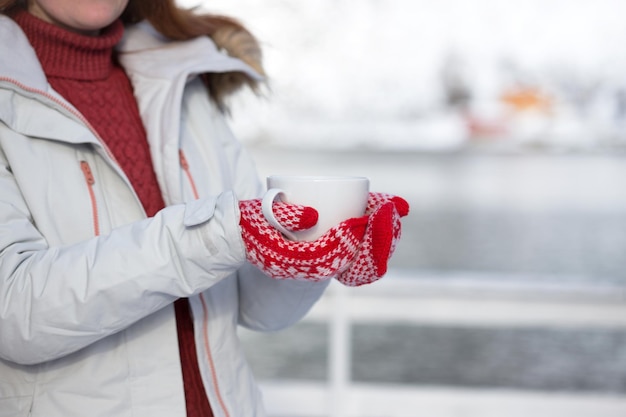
[328, 282, 351, 417]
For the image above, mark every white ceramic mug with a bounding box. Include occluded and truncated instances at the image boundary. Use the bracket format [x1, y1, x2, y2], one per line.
[262, 175, 370, 241]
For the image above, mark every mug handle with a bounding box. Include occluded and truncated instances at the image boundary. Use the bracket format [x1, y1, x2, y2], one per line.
[261, 188, 298, 241]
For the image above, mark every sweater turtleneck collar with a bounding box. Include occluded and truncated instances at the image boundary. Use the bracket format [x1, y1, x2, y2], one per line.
[12, 10, 124, 81]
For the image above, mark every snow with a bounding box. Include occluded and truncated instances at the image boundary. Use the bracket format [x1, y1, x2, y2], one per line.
[176, 0, 626, 151]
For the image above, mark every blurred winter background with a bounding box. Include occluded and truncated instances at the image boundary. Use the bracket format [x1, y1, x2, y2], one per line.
[177, 1, 626, 416]
[180, 0, 626, 151]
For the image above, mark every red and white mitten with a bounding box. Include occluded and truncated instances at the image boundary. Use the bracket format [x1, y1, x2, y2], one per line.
[336, 192, 410, 286]
[239, 199, 367, 281]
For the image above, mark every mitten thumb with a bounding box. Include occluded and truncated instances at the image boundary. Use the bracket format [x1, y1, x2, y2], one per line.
[239, 199, 319, 234]
[271, 201, 319, 232]
[368, 202, 397, 277]
[337, 200, 403, 286]
[390, 196, 410, 217]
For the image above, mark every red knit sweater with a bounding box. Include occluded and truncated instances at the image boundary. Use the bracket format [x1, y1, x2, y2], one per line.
[14, 11, 213, 417]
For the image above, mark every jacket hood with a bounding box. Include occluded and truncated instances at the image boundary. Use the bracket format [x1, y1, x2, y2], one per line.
[117, 21, 263, 83]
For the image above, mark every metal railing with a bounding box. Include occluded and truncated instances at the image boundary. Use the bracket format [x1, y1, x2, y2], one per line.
[258, 270, 626, 417]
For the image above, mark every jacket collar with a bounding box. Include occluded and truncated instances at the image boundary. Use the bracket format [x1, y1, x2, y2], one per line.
[115, 21, 263, 206]
[0, 14, 49, 92]
[0, 15, 106, 145]
[116, 20, 262, 83]
[0, 15, 262, 94]
[0, 15, 262, 144]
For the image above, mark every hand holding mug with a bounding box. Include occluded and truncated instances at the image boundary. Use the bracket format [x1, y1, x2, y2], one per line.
[238, 176, 410, 285]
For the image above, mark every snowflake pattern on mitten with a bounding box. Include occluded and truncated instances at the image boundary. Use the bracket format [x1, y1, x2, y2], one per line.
[239, 199, 366, 281]
[239, 192, 409, 285]
[337, 193, 409, 286]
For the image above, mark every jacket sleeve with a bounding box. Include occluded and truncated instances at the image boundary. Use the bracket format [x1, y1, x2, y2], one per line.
[237, 263, 331, 331]
[0, 147, 246, 364]
[212, 116, 331, 331]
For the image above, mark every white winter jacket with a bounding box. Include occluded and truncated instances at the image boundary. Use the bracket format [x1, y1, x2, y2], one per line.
[0, 16, 329, 417]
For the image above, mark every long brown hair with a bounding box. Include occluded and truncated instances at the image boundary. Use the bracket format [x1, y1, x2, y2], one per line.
[1, 0, 265, 109]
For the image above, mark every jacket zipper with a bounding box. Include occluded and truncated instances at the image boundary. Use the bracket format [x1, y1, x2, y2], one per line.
[80, 161, 100, 237]
[199, 294, 231, 417]
[179, 149, 229, 416]
[179, 149, 200, 200]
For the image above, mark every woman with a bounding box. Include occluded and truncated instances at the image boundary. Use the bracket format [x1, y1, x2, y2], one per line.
[0, 1, 408, 416]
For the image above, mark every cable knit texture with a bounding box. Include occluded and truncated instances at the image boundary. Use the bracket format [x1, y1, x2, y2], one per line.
[14, 11, 213, 417]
